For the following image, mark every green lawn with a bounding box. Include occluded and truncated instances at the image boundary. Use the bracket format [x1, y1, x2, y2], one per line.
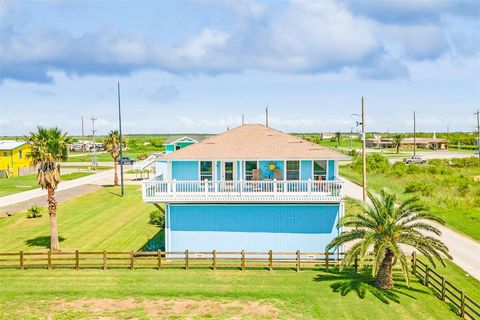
[341, 165, 480, 241]
[0, 185, 478, 319]
[0, 172, 93, 197]
[0, 186, 159, 252]
[0, 268, 464, 319]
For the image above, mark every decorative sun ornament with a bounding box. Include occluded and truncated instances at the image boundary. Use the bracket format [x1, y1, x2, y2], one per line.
[268, 162, 276, 171]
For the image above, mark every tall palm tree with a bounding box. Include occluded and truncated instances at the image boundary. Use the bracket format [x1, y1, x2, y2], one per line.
[335, 132, 341, 144]
[393, 134, 403, 153]
[327, 191, 451, 290]
[103, 130, 123, 186]
[26, 127, 72, 252]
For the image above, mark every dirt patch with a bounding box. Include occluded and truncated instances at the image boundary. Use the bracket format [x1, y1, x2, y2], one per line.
[51, 297, 280, 319]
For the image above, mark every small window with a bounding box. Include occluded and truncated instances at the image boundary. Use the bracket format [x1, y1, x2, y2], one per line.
[286, 161, 300, 180]
[200, 161, 213, 181]
[18, 150, 23, 159]
[175, 145, 181, 150]
[244, 161, 257, 180]
[313, 160, 327, 180]
[3, 152, 7, 157]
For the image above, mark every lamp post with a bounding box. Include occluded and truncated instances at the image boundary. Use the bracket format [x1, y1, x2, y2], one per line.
[352, 96, 367, 202]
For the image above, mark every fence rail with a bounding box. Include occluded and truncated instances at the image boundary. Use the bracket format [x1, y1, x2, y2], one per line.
[0, 250, 386, 272]
[412, 252, 480, 320]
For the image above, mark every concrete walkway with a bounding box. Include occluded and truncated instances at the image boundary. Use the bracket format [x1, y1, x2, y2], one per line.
[342, 177, 480, 280]
[0, 170, 114, 207]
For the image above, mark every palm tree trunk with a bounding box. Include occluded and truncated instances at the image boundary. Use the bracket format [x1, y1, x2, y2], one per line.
[47, 186, 60, 252]
[375, 249, 394, 289]
[114, 159, 119, 186]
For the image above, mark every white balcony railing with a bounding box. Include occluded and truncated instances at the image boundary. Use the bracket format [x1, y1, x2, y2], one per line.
[142, 179, 344, 203]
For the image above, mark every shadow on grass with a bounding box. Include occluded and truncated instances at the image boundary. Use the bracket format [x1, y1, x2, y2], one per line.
[138, 229, 165, 251]
[25, 236, 65, 249]
[314, 269, 429, 304]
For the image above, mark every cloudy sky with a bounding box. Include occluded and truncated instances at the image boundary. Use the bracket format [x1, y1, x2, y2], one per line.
[0, 0, 479, 136]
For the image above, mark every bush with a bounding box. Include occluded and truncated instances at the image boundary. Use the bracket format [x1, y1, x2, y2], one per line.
[149, 209, 165, 228]
[404, 180, 432, 196]
[26, 205, 43, 219]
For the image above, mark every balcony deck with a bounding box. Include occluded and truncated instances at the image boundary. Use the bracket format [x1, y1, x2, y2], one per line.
[142, 179, 344, 203]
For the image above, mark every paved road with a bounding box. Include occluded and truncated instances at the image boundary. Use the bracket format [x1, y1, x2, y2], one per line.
[342, 177, 480, 280]
[0, 185, 101, 216]
[388, 151, 475, 163]
[0, 170, 114, 207]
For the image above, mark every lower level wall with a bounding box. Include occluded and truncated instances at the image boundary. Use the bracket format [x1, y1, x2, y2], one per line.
[165, 203, 342, 253]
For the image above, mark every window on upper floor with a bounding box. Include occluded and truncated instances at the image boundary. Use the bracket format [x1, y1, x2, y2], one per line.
[18, 150, 23, 159]
[200, 161, 213, 181]
[313, 160, 327, 180]
[244, 161, 257, 180]
[286, 160, 300, 180]
[3, 152, 7, 157]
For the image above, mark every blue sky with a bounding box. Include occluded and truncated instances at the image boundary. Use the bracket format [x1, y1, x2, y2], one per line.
[0, 0, 479, 136]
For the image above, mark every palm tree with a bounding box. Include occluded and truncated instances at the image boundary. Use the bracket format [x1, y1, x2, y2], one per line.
[103, 130, 123, 186]
[393, 134, 403, 153]
[335, 132, 341, 144]
[26, 127, 72, 252]
[327, 191, 451, 290]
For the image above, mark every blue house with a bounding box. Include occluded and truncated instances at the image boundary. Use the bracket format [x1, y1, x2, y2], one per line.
[142, 124, 347, 254]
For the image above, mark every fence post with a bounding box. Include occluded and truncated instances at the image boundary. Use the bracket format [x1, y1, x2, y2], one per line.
[157, 250, 162, 270]
[412, 252, 417, 275]
[47, 250, 52, 270]
[75, 250, 79, 270]
[102, 250, 107, 271]
[441, 276, 446, 301]
[241, 250, 245, 271]
[130, 251, 134, 270]
[19, 251, 24, 270]
[425, 265, 429, 286]
[212, 250, 216, 271]
[296, 250, 300, 272]
[269, 250, 273, 271]
[185, 250, 189, 270]
[460, 291, 466, 318]
[325, 251, 329, 272]
[354, 255, 358, 274]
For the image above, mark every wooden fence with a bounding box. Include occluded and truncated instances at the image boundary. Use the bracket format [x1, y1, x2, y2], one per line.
[412, 252, 480, 320]
[0, 250, 381, 272]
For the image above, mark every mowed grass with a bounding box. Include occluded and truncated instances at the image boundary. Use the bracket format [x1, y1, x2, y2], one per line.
[0, 185, 477, 319]
[0, 186, 159, 252]
[341, 165, 480, 241]
[0, 268, 463, 319]
[0, 172, 93, 197]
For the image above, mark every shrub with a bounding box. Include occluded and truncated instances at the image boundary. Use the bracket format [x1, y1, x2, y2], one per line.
[137, 153, 149, 160]
[404, 180, 432, 196]
[26, 205, 43, 219]
[149, 209, 165, 228]
[391, 162, 407, 177]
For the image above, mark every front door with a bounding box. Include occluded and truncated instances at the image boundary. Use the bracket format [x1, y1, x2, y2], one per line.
[223, 161, 235, 181]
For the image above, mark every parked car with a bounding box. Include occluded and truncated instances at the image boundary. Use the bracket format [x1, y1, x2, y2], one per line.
[118, 157, 135, 165]
[403, 156, 427, 164]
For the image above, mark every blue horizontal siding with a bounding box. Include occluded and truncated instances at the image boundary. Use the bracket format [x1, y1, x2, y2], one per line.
[328, 160, 335, 180]
[167, 204, 339, 252]
[172, 161, 198, 180]
[301, 160, 312, 180]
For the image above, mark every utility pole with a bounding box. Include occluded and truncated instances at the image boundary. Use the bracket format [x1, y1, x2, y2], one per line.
[476, 109, 480, 158]
[90, 116, 97, 170]
[265, 106, 269, 127]
[81, 116, 85, 154]
[118, 82, 125, 196]
[413, 111, 416, 158]
[350, 127, 353, 151]
[242, 114, 245, 125]
[361, 97, 367, 203]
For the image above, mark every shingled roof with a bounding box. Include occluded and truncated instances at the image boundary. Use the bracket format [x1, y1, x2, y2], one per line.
[161, 124, 348, 160]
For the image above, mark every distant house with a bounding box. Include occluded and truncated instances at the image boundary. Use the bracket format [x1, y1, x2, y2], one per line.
[164, 135, 205, 153]
[365, 138, 395, 148]
[320, 132, 334, 140]
[0, 140, 33, 177]
[401, 137, 448, 150]
[143, 124, 347, 254]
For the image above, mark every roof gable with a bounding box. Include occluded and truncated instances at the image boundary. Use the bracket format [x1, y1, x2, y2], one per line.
[161, 124, 347, 160]
[0, 140, 28, 150]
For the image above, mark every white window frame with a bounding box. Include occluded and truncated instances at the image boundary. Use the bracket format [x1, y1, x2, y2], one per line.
[244, 160, 259, 181]
[312, 160, 328, 181]
[286, 160, 300, 181]
[199, 160, 214, 181]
